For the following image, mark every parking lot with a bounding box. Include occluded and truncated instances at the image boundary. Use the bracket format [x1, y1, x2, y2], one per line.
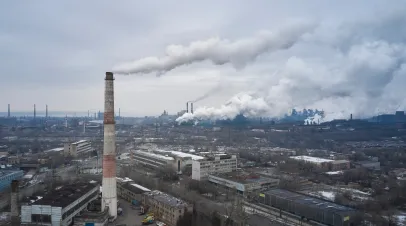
[112, 199, 152, 226]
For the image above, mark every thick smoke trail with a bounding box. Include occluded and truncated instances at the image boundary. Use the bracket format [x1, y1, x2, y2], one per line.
[176, 10, 406, 123]
[112, 22, 316, 75]
[191, 82, 225, 103]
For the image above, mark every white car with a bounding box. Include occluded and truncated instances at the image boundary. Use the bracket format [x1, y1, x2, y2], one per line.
[156, 221, 166, 226]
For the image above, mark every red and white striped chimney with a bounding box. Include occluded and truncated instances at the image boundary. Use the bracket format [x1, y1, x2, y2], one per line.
[102, 72, 117, 218]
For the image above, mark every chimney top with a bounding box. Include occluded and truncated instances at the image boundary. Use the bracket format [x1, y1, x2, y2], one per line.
[11, 180, 19, 192]
[105, 72, 114, 80]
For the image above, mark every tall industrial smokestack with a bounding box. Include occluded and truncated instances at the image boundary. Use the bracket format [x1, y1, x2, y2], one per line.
[102, 72, 117, 219]
[11, 180, 19, 226]
[191, 102, 194, 114]
[7, 104, 10, 118]
[46, 105, 48, 118]
[186, 102, 189, 113]
[34, 104, 36, 119]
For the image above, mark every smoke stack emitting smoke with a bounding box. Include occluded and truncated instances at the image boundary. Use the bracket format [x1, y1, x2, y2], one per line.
[112, 22, 316, 75]
[102, 72, 117, 218]
[113, 11, 406, 123]
[175, 11, 406, 123]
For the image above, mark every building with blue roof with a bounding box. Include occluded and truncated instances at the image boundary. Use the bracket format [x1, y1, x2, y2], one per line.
[0, 170, 24, 192]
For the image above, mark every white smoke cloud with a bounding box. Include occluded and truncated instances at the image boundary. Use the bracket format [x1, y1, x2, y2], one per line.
[112, 21, 316, 75]
[176, 10, 406, 123]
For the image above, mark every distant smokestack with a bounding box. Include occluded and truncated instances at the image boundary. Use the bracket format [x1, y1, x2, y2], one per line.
[7, 104, 10, 118]
[119, 108, 121, 118]
[350, 114, 353, 121]
[46, 105, 48, 118]
[34, 104, 36, 119]
[102, 72, 117, 218]
[186, 102, 189, 113]
[11, 180, 19, 226]
[88, 110, 90, 118]
[191, 102, 194, 114]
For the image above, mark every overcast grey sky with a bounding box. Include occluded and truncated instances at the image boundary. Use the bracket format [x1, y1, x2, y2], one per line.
[1, 0, 405, 117]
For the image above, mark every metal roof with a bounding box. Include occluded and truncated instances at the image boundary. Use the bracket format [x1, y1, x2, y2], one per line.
[30, 182, 98, 208]
[265, 189, 355, 213]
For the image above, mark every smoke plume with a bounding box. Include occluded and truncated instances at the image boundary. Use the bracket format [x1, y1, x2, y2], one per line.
[112, 22, 316, 75]
[191, 82, 225, 103]
[176, 10, 406, 123]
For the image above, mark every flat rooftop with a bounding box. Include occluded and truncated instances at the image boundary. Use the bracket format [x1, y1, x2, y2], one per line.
[155, 149, 205, 160]
[265, 189, 355, 213]
[44, 147, 64, 153]
[31, 182, 98, 208]
[210, 172, 275, 184]
[0, 170, 22, 177]
[121, 182, 151, 194]
[145, 190, 187, 209]
[72, 140, 88, 145]
[290, 155, 334, 163]
[134, 150, 174, 161]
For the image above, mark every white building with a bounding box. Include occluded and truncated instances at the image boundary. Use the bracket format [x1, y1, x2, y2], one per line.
[192, 155, 237, 181]
[21, 182, 99, 226]
[290, 156, 350, 170]
[132, 150, 205, 173]
[64, 140, 94, 157]
[132, 150, 175, 169]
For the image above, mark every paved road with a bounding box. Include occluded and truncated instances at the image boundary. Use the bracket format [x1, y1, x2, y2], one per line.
[113, 199, 150, 226]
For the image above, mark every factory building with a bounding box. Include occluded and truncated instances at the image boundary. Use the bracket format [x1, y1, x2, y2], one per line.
[64, 140, 94, 157]
[192, 155, 237, 181]
[116, 177, 151, 204]
[142, 190, 191, 226]
[208, 172, 279, 196]
[132, 150, 205, 173]
[0, 170, 24, 192]
[290, 156, 350, 171]
[260, 189, 357, 226]
[354, 160, 381, 170]
[132, 150, 174, 168]
[20, 182, 99, 226]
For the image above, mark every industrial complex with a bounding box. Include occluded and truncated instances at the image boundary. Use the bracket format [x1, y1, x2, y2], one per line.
[0, 71, 405, 226]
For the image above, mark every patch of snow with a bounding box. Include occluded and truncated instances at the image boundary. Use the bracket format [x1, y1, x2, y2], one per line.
[130, 183, 151, 192]
[396, 215, 406, 226]
[325, 171, 343, 175]
[319, 191, 336, 201]
[290, 155, 334, 163]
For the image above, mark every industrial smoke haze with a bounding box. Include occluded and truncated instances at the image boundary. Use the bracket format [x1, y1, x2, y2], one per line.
[112, 21, 316, 75]
[176, 10, 406, 124]
[191, 82, 225, 103]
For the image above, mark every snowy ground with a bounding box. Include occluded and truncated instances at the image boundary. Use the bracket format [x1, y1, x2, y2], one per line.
[396, 214, 406, 226]
[309, 187, 371, 202]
